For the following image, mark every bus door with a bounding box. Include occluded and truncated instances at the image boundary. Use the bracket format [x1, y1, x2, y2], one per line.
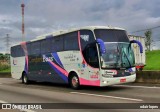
[83, 43, 100, 80]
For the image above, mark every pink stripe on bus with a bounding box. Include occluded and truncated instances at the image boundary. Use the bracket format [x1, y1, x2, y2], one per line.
[79, 78, 100, 86]
[48, 60, 69, 77]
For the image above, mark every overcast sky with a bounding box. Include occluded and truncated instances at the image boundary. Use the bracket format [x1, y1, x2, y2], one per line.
[0, 0, 160, 53]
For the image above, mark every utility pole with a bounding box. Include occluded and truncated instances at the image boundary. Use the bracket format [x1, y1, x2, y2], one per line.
[21, 0, 25, 41]
[4, 34, 11, 54]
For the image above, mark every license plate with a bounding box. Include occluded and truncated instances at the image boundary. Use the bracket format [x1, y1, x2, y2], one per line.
[120, 78, 126, 82]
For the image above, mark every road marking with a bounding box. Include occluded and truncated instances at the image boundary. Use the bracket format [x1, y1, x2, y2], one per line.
[0, 100, 36, 112]
[0, 100, 7, 103]
[113, 85, 160, 89]
[70, 92, 143, 102]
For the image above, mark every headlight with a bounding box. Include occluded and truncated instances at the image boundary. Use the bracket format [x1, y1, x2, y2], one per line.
[102, 74, 113, 78]
[130, 71, 136, 75]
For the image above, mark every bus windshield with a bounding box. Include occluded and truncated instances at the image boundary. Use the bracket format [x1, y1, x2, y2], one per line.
[100, 42, 135, 69]
[94, 29, 135, 69]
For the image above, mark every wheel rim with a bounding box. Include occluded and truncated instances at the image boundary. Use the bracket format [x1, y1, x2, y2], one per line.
[23, 75, 27, 83]
[72, 76, 78, 88]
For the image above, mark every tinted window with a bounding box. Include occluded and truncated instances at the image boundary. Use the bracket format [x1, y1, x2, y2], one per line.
[11, 45, 24, 57]
[84, 44, 99, 68]
[31, 41, 40, 55]
[17, 45, 23, 56]
[94, 29, 129, 42]
[11, 47, 15, 57]
[41, 39, 51, 54]
[80, 30, 95, 51]
[51, 36, 64, 52]
[64, 32, 79, 50]
[27, 43, 31, 55]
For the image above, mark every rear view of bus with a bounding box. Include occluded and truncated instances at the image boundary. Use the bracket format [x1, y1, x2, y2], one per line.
[10, 26, 143, 89]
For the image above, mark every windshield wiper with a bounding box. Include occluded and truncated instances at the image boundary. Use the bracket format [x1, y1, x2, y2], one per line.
[122, 47, 131, 68]
[116, 44, 123, 68]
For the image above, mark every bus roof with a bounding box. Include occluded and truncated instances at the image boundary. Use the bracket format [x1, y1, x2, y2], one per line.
[11, 26, 125, 47]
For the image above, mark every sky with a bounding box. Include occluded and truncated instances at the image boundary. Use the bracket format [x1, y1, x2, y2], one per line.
[0, 0, 160, 53]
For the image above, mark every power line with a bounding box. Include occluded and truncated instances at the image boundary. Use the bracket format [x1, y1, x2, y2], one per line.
[4, 34, 11, 54]
[131, 25, 160, 33]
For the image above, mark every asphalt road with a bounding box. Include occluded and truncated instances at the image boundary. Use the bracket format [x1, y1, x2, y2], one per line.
[0, 78, 159, 112]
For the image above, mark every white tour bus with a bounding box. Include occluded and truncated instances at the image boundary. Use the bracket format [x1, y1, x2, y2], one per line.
[10, 26, 143, 89]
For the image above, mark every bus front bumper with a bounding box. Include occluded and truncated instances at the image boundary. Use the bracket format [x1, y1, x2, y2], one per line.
[100, 74, 136, 86]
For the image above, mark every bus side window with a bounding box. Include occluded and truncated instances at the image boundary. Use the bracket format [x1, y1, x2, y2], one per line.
[40, 39, 51, 54]
[36, 41, 40, 54]
[64, 31, 79, 51]
[86, 46, 99, 68]
[17, 46, 22, 57]
[80, 30, 95, 51]
[14, 46, 18, 57]
[41, 40, 45, 54]
[13, 45, 23, 57]
[31, 42, 40, 55]
[11, 47, 15, 57]
[27, 43, 31, 55]
[52, 36, 64, 52]
[80, 30, 98, 68]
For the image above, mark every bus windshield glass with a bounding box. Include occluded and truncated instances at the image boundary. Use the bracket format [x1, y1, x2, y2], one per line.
[100, 42, 135, 69]
[94, 29, 135, 69]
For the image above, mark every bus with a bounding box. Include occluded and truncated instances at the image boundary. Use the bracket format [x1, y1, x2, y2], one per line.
[10, 26, 143, 89]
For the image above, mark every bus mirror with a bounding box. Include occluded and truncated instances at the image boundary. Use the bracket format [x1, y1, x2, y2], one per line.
[96, 39, 106, 55]
[130, 40, 143, 53]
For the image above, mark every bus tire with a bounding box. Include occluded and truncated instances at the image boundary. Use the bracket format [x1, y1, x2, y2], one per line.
[22, 72, 30, 84]
[70, 74, 80, 89]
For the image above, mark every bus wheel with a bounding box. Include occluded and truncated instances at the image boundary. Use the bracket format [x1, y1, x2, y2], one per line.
[70, 74, 80, 89]
[22, 72, 29, 84]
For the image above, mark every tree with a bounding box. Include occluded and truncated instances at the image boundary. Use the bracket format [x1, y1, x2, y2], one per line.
[145, 30, 152, 51]
[0, 53, 5, 60]
[0, 53, 3, 56]
[4, 53, 10, 61]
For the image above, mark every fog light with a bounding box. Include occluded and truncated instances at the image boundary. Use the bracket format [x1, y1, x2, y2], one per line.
[103, 81, 107, 84]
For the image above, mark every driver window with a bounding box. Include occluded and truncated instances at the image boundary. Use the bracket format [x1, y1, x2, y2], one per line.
[86, 46, 99, 68]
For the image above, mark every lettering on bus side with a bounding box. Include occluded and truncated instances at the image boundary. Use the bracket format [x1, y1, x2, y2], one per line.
[64, 54, 76, 59]
[90, 74, 99, 79]
[42, 55, 54, 62]
[64, 54, 77, 62]
[29, 57, 43, 63]
[90, 71, 99, 79]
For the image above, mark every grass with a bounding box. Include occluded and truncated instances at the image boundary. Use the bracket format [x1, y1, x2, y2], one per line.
[0, 60, 10, 73]
[144, 50, 160, 70]
[0, 67, 11, 73]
